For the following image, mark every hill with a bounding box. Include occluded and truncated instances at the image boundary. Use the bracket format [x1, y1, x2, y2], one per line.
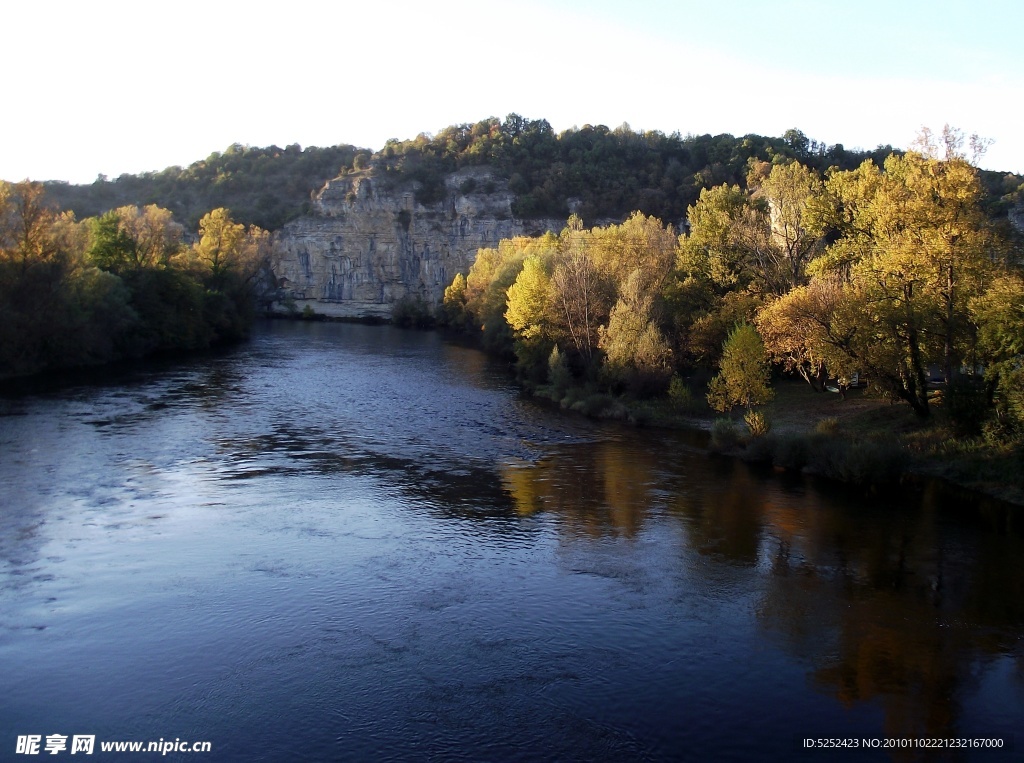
[38, 115, 986, 233]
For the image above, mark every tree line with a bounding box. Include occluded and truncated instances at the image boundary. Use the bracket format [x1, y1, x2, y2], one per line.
[441, 130, 1024, 445]
[33, 116, 1022, 241]
[42, 143, 364, 232]
[0, 181, 273, 380]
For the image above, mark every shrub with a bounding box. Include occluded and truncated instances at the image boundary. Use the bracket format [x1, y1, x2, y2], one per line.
[806, 433, 907, 484]
[841, 441, 908, 484]
[744, 433, 776, 463]
[944, 377, 988, 437]
[547, 345, 573, 397]
[772, 434, 810, 471]
[710, 418, 740, 451]
[580, 393, 614, 417]
[744, 409, 771, 437]
[391, 296, 435, 328]
[560, 386, 586, 410]
[668, 374, 707, 414]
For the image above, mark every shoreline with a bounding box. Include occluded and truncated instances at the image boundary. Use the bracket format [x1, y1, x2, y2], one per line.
[522, 377, 1024, 508]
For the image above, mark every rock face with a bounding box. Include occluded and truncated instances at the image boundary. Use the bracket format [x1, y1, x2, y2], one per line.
[1010, 203, 1024, 236]
[272, 167, 563, 318]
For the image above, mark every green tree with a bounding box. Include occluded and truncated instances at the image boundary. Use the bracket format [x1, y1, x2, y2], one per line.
[87, 210, 136, 273]
[971, 273, 1024, 437]
[707, 322, 774, 413]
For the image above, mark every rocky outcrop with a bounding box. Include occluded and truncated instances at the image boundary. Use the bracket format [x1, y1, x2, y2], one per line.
[1010, 202, 1024, 236]
[271, 167, 563, 318]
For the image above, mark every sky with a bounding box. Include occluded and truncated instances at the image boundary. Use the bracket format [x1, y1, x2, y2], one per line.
[2, 0, 1021, 184]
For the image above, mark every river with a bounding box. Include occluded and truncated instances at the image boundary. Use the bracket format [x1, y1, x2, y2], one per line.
[1, 320, 1021, 761]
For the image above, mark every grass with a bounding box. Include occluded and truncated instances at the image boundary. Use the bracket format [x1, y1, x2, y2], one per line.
[529, 374, 1024, 503]
[748, 380, 1023, 503]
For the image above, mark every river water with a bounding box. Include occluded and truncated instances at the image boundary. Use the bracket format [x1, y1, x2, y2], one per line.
[1, 321, 1021, 761]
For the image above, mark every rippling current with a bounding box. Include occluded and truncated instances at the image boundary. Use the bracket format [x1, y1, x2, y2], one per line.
[1, 321, 1022, 761]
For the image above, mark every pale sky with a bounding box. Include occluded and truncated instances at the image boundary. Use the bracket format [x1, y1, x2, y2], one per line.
[2, 0, 1021, 184]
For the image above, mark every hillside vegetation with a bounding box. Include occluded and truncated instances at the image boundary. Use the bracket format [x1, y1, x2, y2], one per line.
[440, 126, 1024, 493]
[0, 182, 273, 379]
[39, 115, 1022, 234]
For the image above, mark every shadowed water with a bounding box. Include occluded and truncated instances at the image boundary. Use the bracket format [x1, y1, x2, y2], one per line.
[1, 321, 1021, 761]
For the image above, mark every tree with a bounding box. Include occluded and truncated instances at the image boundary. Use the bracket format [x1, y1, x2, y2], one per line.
[971, 273, 1024, 437]
[753, 151, 998, 417]
[707, 322, 774, 413]
[678, 164, 830, 299]
[753, 161, 829, 295]
[441, 272, 468, 327]
[677, 183, 752, 291]
[599, 268, 672, 394]
[192, 208, 247, 284]
[551, 216, 608, 364]
[87, 210, 136, 273]
[116, 205, 183, 269]
[756, 277, 856, 392]
[825, 153, 992, 415]
[505, 255, 553, 340]
[0, 180, 62, 271]
[505, 254, 556, 380]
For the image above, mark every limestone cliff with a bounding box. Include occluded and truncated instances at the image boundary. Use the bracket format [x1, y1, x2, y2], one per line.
[272, 167, 563, 318]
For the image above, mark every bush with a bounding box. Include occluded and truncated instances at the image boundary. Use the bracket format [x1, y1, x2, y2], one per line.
[391, 296, 435, 328]
[806, 433, 907, 484]
[744, 433, 776, 463]
[841, 441, 908, 484]
[772, 434, 810, 471]
[710, 418, 740, 451]
[547, 346, 573, 398]
[579, 393, 614, 417]
[944, 377, 989, 437]
[744, 409, 771, 437]
[560, 386, 586, 410]
[668, 374, 707, 414]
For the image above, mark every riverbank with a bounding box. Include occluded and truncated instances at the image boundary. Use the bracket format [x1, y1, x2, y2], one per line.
[526, 376, 1024, 506]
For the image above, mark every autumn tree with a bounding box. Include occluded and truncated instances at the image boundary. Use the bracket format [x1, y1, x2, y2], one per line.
[827, 153, 992, 415]
[752, 161, 830, 296]
[506, 253, 556, 380]
[441, 271, 469, 328]
[599, 268, 673, 394]
[505, 254, 553, 341]
[756, 276, 856, 392]
[551, 218, 607, 364]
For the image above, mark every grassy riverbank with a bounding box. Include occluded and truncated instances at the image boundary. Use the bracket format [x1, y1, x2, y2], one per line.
[529, 376, 1024, 506]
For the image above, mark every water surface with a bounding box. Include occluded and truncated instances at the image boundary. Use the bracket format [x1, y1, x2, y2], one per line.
[1, 321, 1021, 761]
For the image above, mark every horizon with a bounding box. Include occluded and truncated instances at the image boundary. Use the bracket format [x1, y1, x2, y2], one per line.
[3, 0, 1022, 184]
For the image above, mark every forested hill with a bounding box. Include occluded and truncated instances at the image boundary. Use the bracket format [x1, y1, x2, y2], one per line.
[42, 143, 364, 232]
[40, 115, 1022, 232]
